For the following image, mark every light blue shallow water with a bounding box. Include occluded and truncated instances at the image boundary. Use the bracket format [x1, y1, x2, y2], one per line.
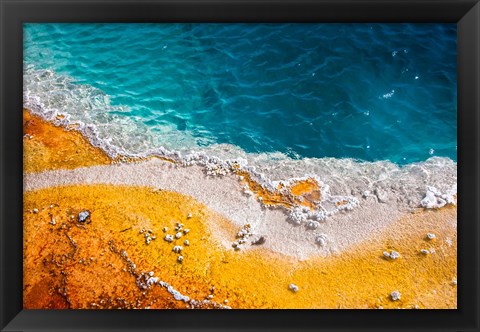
[23, 23, 457, 165]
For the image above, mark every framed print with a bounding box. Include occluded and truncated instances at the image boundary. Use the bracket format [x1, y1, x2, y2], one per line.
[1, 0, 479, 331]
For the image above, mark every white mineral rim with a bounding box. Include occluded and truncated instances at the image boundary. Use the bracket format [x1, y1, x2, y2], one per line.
[24, 155, 457, 260]
[23, 68, 457, 260]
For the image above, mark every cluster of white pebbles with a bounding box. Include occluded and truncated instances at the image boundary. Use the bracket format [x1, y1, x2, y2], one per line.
[160, 215, 193, 263]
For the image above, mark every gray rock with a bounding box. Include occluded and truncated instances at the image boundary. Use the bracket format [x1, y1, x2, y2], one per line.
[390, 251, 400, 260]
[289, 284, 299, 293]
[78, 210, 90, 223]
[390, 290, 401, 301]
[306, 221, 319, 230]
[172, 245, 183, 253]
[315, 234, 328, 247]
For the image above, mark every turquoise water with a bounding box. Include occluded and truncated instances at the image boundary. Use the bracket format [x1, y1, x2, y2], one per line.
[23, 23, 457, 165]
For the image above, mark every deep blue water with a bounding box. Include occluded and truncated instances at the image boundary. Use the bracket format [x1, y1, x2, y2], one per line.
[24, 23, 457, 164]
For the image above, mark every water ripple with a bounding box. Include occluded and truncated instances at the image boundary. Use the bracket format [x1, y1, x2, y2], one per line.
[24, 23, 457, 165]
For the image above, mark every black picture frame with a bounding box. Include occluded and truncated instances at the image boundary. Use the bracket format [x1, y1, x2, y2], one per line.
[1, 0, 479, 331]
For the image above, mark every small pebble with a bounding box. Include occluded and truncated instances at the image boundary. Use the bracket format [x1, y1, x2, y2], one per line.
[175, 232, 182, 239]
[183, 229, 190, 234]
[173, 245, 183, 253]
[187, 213, 192, 219]
[177, 256, 184, 263]
[427, 233, 436, 240]
[33, 208, 39, 214]
[306, 221, 319, 230]
[289, 284, 299, 293]
[420, 249, 430, 255]
[390, 290, 401, 301]
[315, 234, 328, 247]
[390, 251, 400, 260]
[163, 227, 168, 232]
[452, 278, 457, 285]
[224, 299, 229, 304]
[78, 210, 90, 223]
[164, 235, 174, 242]
[184, 240, 190, 246]
[207, 294, 214, 299]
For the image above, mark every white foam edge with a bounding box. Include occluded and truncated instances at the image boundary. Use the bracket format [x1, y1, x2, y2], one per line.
[24, 94, 459, 223]
[24, 68, 457, 223]
[24, 91, 359, 211]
